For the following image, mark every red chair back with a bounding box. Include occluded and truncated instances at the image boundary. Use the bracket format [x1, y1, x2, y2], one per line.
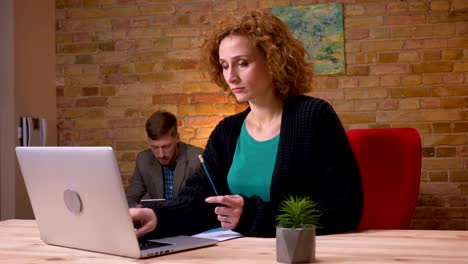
[347, 128, 422, 230]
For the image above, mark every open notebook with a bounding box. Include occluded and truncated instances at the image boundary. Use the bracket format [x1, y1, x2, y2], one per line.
[15, 146, 217, 259]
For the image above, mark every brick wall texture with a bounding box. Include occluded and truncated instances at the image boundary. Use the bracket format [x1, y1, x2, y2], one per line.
[56, 0, 468, 230]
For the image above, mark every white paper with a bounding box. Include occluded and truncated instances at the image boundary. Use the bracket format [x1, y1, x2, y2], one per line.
[193, 227, 242, 241]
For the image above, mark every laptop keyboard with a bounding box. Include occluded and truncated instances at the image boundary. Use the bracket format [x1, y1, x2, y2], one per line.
[138, 240, 173, 250]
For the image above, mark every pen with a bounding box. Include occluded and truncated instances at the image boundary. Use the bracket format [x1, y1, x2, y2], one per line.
[198, 155, 219, 196]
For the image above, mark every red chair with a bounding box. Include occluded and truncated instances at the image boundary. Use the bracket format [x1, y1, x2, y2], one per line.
[347, 128, 422, 230]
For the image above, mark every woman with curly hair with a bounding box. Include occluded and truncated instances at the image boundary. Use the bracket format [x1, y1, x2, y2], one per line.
[131, 9, 362, 238]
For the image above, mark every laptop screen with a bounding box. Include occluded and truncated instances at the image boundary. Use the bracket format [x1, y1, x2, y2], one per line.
[15, 146, 217, 259]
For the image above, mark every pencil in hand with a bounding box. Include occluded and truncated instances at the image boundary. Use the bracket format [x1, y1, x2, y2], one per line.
[198, 155, 219, 196]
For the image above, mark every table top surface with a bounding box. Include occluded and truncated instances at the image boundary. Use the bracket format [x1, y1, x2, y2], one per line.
[2, 219, 468, 263]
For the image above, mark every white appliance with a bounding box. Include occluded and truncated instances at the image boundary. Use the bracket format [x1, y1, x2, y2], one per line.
[19, 116, 47, 146]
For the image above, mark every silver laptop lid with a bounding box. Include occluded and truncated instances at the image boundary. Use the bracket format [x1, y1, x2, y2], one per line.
[16, 146, 141, 258]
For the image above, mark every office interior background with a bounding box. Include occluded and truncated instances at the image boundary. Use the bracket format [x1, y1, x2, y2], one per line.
[1, 0, 468, 230]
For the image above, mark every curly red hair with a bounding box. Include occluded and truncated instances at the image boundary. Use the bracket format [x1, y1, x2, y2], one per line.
[200, 9, 313, 99]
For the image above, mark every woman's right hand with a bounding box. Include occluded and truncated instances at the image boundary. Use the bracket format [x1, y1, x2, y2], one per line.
[205, 194, 244, 230]
[129, 208, 157, 238]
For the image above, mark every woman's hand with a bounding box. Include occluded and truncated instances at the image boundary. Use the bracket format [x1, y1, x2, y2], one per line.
[205, 195, 244, 230]
[129, 208, 157, 238]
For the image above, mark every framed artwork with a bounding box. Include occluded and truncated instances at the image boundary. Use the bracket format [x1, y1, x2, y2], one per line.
[272, 3, 345, 75]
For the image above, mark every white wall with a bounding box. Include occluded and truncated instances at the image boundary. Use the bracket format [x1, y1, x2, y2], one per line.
[0, 0, 56, 220]
[0, 0, 16, 220]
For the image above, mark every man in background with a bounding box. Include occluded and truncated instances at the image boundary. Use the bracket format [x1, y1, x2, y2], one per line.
[126, 110, 203, 207]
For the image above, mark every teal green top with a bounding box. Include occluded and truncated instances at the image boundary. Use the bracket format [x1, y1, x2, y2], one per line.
[227, 121, 279, 201]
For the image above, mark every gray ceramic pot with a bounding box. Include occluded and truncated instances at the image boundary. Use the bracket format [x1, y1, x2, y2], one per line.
[276, 227, 316, 263]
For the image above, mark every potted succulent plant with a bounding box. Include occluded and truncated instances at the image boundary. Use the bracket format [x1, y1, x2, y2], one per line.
[276, 195, 321, 263]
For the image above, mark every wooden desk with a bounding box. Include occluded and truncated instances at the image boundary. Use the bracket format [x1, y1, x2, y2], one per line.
[2, 219, 468, 263]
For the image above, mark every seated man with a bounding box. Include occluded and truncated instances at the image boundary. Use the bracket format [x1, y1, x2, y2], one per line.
[126, 111, 203, 207]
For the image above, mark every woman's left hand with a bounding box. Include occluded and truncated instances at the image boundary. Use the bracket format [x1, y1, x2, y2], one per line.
[205, 195, 244, 230]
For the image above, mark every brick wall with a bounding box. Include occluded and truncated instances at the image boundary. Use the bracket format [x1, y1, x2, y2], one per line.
[56, 0, 468, 230]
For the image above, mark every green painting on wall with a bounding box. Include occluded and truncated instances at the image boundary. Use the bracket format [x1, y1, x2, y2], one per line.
[272, 3, 345, 75]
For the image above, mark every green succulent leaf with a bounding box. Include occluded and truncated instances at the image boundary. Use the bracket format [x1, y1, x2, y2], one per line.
[276, 194, 321, 229]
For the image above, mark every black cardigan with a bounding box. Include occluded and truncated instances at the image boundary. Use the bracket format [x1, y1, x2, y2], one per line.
[148, 95, 363, 238]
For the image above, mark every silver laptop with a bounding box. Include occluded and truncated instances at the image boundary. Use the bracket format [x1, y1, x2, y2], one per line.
[15, 146, 217, 259]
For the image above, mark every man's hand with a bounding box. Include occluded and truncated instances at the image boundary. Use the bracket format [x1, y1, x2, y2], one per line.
[205, 195, 244, 230]
[129, 208, 157, 238]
